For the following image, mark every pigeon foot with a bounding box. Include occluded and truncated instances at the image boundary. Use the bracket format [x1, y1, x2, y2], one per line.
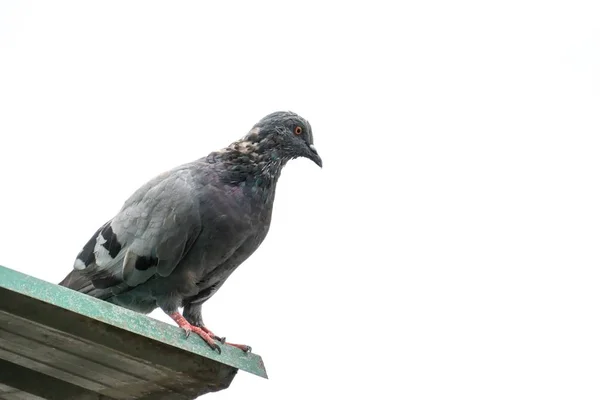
[197, 326, 225, 343]
[199, 326, 252, 353]
[168, 312, 252, 353]
[168, 312, 221, 354]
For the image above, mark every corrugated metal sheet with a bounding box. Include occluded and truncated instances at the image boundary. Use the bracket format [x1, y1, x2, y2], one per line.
[0, 266, 267, 399]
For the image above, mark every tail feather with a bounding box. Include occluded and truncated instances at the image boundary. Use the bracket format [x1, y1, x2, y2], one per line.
[59, 270, 114, 300]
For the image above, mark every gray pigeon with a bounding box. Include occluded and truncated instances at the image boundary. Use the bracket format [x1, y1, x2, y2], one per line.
[59, 111, 321, 353]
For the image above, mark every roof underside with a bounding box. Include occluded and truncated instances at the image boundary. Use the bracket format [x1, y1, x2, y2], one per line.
[0, 265, 267, 400]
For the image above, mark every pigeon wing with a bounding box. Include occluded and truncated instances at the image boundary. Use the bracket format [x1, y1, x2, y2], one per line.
[73, 168, 203, 292]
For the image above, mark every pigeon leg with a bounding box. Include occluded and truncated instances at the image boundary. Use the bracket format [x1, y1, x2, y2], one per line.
[195, 325, 252, 353]
[168, 312, 221, 354]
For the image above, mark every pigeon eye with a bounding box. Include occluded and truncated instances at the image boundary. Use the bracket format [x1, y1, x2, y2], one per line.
[294, 126, 303, 135]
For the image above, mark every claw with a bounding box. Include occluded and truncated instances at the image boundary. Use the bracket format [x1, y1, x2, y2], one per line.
[205, 338, 221, 353]
[199, 325, 226, 343]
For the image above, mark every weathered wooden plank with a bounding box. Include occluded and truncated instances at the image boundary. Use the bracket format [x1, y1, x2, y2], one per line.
[0, 328, 144, 395]
[0, 306, 236, 400]
[0, 311, 174, 380]
[0, 348, 109, 393]
[0, 359, 110, 400]
[0, 383, 16, 393]
[0, 289, 238, 389]
[0, 312, 192, 398]
[0, 383, 45, 400]
[0, 392, 45, 400]
[0, 393, 44, 400]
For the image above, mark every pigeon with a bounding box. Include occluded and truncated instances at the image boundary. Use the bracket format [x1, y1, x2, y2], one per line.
[59, 111, 321, 353]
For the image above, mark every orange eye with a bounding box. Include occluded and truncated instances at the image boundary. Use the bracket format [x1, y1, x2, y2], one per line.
[294, 126, 303, 135]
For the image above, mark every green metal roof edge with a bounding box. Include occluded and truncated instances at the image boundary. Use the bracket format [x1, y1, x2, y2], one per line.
[0, 265, 267, 379]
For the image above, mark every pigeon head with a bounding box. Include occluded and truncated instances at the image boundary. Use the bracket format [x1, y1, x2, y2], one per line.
[210, 111, 321, 187]
[249, 111, 322, 168]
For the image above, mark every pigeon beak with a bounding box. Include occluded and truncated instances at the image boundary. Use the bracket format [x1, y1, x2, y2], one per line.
[308, 144, 323, 168]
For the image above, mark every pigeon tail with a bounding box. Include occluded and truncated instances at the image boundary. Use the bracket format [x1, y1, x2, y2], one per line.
[59, 270, 114, 299]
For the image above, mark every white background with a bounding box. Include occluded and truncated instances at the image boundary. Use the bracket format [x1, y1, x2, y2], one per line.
[1, 1, 599, 399]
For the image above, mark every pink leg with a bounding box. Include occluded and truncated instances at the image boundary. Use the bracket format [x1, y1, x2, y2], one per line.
[168, 312, 221, 354]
